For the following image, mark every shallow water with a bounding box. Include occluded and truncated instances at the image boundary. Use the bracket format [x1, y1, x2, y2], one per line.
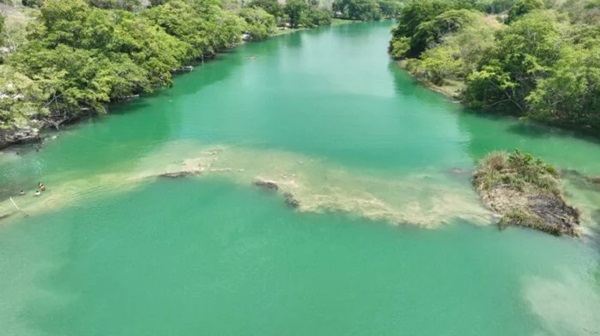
[1, 22, 600, 335]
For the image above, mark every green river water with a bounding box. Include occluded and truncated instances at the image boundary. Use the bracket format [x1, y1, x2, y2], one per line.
[1, 22, 600, 335]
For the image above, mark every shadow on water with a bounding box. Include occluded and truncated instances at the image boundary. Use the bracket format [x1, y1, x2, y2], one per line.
[282, 32, 304, 49]
[507, 120, 600, 144]
[388, 62, 419, 97]
[387, 61, 460, 105]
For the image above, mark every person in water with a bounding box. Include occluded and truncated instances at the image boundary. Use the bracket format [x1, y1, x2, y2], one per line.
[19, 190, 25, 195]
[34, 190, 41, 196]
[38, 182, 46, 191]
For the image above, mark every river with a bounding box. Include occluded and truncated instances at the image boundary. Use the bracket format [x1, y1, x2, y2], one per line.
[0, 22, 599, 335]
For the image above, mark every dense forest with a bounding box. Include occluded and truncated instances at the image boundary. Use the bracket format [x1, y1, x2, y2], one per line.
[389, 0, 600, 136]
[3, 0, 598, 148]
[332, 0, 403, 20]
[2, 0, 390, 146]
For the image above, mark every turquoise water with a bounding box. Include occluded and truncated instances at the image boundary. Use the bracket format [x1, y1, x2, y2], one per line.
[1, 22, 600, 335]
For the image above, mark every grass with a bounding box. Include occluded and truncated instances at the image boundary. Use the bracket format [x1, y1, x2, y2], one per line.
[473, 150, 560, 195]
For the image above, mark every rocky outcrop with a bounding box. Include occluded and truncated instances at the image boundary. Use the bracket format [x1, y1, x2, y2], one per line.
[283, 192, 300, 208]
[253, 179, 301, 209]
[0, 126, 41, 150]
[172, 65, 194, 73]
[253, 179, 279, 191]
[158, 171, 199, 179]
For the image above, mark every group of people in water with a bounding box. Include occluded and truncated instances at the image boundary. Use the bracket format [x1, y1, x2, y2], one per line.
[19, 182, 46, 197]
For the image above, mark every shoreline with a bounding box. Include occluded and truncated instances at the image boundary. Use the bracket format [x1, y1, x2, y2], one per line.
[395, 60, 463, 101]
[0, 19, 359, 151]
[396, 60, 600, 144]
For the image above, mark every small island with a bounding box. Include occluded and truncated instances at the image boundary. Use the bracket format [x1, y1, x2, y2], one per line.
[473, 150, 580, 236]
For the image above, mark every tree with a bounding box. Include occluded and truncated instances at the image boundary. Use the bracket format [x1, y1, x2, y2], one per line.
[404, 10, 498, 85]
[389, 0, 452, 58]
[22, 0, 43, 7]
[284, 0, 308, 28]
[379, 0, 402, 19]
[87, 0, 141, 10]
[0, 15, 5, 49]
[506, 0, 544, 23]
[247, 0, 284, 19]
[11, 0, 187, 118]
[0, 66, 53, 128]
[332, 0, 383, 21]
[303, 7, 332, 27]
[240, 7, 276, 40]
[143, 0, 244, 60]
[464, 11, 562, 114]
[527, 40, 600, 131]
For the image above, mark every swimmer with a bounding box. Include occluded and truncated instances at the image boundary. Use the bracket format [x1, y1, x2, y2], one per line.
[34, 190, 41, 196]
[38, 182, 46, 191]
[19, 190, 25, 195]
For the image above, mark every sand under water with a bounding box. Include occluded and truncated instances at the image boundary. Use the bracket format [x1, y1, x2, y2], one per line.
[0, 140, 495, 227]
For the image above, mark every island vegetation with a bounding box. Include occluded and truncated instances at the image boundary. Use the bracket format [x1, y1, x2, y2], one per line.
[389, 0, 600, 137]
[1, 0, 406, 148]
[473, 150, 580, 236]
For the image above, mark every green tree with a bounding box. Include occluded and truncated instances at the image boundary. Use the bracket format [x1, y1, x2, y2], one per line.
[527, 41, 600, 131]
[332, 0, 382, 21]
[506, 0, 544, 23]
[22, 0, 43, 7]
[143, 0, 244, 60]
[0, 15, 5, 49]
[405, 10, 498, 85]
[87, 0, 141, 10]
[247, 0, 284, 19]
[240, 7, 276, 40]
[0, 66, 53, 128]
[389, 0, 452, 58]
[464, 11, 562, 114]
[284, 0, 308, 28]
[11, 0, 187, 117]
[303, 7, 332, 27]
[379, 0, 402, 19]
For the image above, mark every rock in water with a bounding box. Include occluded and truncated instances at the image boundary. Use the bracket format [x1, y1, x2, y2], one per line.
[253, 179, 279, 191]
[158, 170, 201, 179]
[283, 192, 300, 208]
[527, 195, 579, 235]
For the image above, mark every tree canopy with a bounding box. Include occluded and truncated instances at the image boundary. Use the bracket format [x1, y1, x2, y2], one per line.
[0, 0, 337, 133]
[389, 0, 600, 136]
[332, 0, 404, 20]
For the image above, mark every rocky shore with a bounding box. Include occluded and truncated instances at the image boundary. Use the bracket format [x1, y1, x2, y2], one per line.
[473, 150, 580, 236]
[0, 126, 41, 150]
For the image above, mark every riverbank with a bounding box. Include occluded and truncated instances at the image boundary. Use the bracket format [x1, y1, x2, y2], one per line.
[0, 13, 356, 151]
[388, 1, 600, 139]
[396, 60, 464, 100]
